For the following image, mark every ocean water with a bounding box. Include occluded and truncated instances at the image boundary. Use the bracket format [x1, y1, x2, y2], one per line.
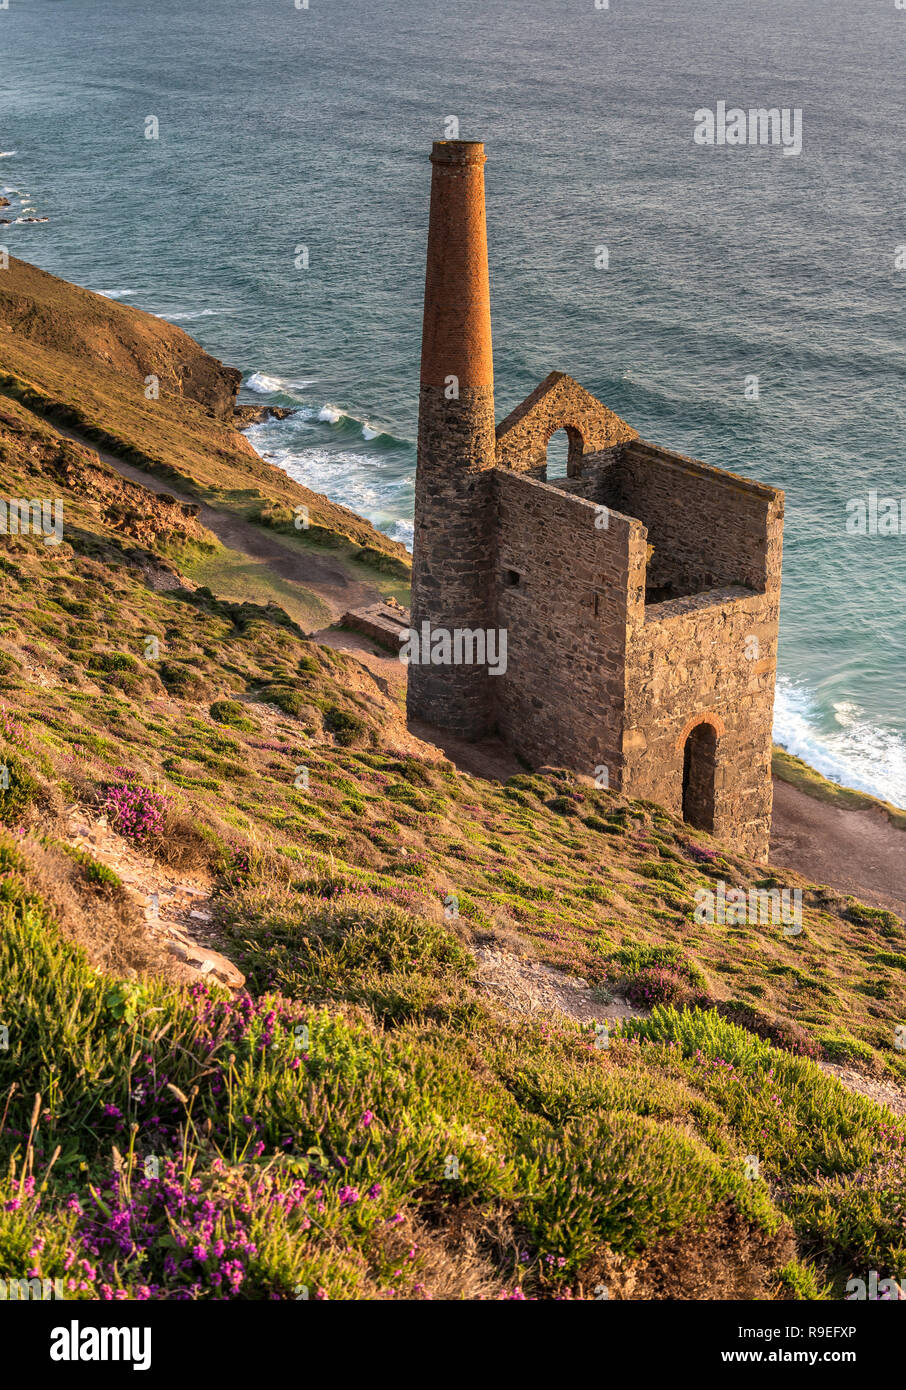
[2, 0, 905, 804]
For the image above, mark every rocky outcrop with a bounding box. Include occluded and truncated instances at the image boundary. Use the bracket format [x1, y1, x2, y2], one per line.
[234, 404, 295, 427]
[42, 428, 215, 550]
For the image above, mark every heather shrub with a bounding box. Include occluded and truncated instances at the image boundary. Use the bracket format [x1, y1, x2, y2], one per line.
[606, 943, 707, 992]
[638, 860, 688, 889]
[220, 890, 474, 1008]
[519, 1110, 781, 1275]
[845, 899, 902, 934]
[786, 1150, 906, 1285]
[102, 781, 168, 845]
[210, 699, 257, 732]
[86, 651, 137, 674]
[266, 686, 306, 717]
[683, 841, 720, 865]
[158, 661, 210, 701]
[322, 703, 367, 746]
[875, 951, 906, 970]
[714, 1001, 823, 1060]
[0, 856, 898, 1301]
[817, 1032, 875, 1066]
[625, 965, 692, 1010]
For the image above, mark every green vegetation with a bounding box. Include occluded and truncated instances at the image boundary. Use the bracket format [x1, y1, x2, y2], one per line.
[210, 700, 259, 733]
[0, 272, 901, 1299]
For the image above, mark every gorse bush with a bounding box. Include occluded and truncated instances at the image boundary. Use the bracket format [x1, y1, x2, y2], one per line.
[0, 749, 39, 825]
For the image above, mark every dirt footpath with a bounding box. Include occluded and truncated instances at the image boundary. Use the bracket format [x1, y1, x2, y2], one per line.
[771, 777, 906, 920]
[51, 422, 383, 622]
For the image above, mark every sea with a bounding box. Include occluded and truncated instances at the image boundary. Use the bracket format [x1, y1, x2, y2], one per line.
[2, 0, 905, 804]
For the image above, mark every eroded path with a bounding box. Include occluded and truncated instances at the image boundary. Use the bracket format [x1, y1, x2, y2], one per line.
[65, 807, 244, 989]
[51, 422, 384, 625]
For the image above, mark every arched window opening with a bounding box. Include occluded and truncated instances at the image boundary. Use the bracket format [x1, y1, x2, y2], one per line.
[546, 428, 570, 480]
[543, 424, 585, 481]
[682, 723, 718, 833]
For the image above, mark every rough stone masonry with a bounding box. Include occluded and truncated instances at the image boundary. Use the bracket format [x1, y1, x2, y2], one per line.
[407, 139, 784, 861]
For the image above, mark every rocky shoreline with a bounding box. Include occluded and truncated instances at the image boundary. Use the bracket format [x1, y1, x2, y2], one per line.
[233, 404, 296, 427]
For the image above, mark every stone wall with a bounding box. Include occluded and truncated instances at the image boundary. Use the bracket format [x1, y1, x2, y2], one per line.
[491, 469, 640, 775]
[622, 584, 781, 859]
[496, 372, 638, 480]
[488, 419, 784, 859]
[604, 440, 780, 599]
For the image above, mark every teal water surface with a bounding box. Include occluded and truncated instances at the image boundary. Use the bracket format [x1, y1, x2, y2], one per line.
[2, 0, 905, 801]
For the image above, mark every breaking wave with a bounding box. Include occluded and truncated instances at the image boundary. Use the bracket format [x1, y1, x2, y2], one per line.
[773, 677, 906, 808]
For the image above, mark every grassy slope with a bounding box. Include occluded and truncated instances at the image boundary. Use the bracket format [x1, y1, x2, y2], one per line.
[0, 300, 903, 1299]
[0, 254, 410, 579]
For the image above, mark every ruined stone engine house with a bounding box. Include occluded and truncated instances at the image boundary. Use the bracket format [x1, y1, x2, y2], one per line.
[407, 140, 784, 860]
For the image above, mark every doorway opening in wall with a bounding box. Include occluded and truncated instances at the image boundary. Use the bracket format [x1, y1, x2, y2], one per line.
[682, 722, 717, 832]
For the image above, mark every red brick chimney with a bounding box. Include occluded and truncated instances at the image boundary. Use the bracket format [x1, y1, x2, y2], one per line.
[419, 141, 494, 392]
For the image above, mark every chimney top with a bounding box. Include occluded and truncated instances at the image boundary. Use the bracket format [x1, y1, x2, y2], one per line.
[420, 137, 493, 390]
[430, 140, 486, 167]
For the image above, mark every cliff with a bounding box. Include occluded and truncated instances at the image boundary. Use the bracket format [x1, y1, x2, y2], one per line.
[0, 254, 410, 571]
[0, 254, 241, 419]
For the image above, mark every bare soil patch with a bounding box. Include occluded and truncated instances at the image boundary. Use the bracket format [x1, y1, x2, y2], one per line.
[771, 776, 906, 920]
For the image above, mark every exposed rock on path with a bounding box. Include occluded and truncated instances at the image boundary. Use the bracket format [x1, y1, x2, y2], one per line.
[64, 806, 244, 989]
[817, 1060, 906, 1116]
[474, 945, 645, 1027]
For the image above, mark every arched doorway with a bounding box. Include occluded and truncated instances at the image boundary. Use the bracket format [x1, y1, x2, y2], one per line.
[682, 722, 717, 832]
